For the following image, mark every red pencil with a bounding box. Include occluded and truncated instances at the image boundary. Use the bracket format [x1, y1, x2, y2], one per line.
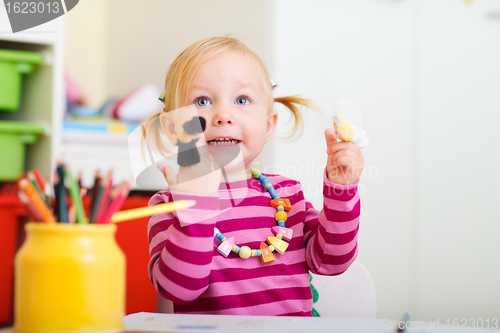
[99, 182, 130, 224]
[32, 169, 46, 192]
[95, 171, 113, 224]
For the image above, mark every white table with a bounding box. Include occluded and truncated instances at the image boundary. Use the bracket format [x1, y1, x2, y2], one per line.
[124, 312, 499, 333]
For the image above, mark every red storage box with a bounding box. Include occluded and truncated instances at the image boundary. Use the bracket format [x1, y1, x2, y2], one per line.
[0, 195, 26, 325]
[115, 196, 158, 314]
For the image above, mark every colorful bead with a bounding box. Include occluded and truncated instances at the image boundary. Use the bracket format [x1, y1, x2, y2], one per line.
[259, 242, 274, 264]
[273, 239, 289, 255]
[239, 246, 252, 259]
[272, 226, 293, 241]
[217, 237, 234, 257]
[275, 211, 287, 222]
[268, 187, 279, 199]
[214, 170, 295, 261]
[270, 198, 291, 210]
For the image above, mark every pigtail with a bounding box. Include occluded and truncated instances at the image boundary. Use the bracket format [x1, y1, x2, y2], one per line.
[274, 95, 318, 139]
[139, 111, 174, 163]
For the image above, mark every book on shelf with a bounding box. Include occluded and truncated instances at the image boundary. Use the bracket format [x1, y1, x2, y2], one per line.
[62, 117, 138, 145]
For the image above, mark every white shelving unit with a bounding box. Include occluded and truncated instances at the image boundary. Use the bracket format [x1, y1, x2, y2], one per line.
[0, 4, 65, 182]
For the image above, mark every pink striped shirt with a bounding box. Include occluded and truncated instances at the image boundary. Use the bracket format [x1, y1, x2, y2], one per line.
[147, 170, 360, 316]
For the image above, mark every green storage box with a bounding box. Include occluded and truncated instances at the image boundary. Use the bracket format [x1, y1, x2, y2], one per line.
[0, 121, 45, 181]
[0, 49, 44, 111]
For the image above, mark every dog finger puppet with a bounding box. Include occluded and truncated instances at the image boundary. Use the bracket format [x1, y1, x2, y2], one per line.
[177, 116, 207, 166]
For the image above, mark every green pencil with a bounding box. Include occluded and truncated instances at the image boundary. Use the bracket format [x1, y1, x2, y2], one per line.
[65, 167, 87, 224]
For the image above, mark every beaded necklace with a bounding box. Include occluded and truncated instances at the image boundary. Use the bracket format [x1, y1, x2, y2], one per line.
[214, 169, 293, 264]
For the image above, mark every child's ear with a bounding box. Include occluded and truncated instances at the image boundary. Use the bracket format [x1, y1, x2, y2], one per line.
[265, 110, 278, 143]
[159, 113, 179, 145]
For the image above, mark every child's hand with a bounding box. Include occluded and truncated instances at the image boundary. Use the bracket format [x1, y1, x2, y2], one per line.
[324, 128, 364, 185]
[158, 106, 221, 195]
[158, 147, 221, 195]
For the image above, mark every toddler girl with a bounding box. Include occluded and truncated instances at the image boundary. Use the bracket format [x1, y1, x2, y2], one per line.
[144, 36, 364, 316]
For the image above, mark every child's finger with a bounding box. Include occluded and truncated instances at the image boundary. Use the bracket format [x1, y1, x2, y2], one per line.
[327, 141, 363, 159]
[158, 162, 177, 185]
[328, 149, 358, 167]
[324, 128, 338, 146]
[326, 141, 352, 156]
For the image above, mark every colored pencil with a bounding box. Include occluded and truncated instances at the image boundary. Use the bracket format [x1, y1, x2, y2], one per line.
[89, 171, 102, 223]
[110, 200, 196, 223]
[28, 171, 44, 200]
[18, 190, 43, 222]
[99, 182, 130, 224]
[54, 170, 68, 223]
[28, 171, 52, 210]
[19, 178, 56, 223]
[68, 204, 77, 224]
[90, 178, 104, 224]
[65, 168, 87, 224]
[32, 169, 46, 192]
[95, 171, 113, 224]
[53, 172, 62, 222]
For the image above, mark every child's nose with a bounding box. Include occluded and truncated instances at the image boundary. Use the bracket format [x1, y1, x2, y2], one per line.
[212, 106, 234, 126]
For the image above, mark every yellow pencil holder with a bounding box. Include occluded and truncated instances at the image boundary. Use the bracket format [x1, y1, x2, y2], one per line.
[14, 223, 126, 332]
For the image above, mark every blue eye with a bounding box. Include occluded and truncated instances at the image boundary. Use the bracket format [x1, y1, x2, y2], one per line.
[235, 96, 250, 105]
[195, 97, 211, 107]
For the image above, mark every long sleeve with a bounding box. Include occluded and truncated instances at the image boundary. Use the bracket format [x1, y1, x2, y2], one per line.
[147, 189, 219, 304]
[304, 168, 360, 275]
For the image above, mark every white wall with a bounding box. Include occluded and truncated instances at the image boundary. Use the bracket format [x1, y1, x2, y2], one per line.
[414, 0, 500, 321]
[106, 0, 267, 100]
[64, 0, 110, 108]
[63, 0, 500, 321]
[267, 0, 500, 321]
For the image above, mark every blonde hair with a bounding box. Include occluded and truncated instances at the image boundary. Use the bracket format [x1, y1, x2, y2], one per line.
[141, 36, 316, 158]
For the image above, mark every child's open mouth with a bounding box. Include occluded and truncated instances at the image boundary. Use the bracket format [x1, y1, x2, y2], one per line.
[207, 138, 241, 146]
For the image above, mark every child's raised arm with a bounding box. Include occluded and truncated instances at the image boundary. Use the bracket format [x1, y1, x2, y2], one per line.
[302, 127, 364, 275]
[303, 173, 360, 275]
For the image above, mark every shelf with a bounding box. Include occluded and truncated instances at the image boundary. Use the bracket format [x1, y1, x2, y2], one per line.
[0, 32, 57, 45]
[0, 16, 64, 182]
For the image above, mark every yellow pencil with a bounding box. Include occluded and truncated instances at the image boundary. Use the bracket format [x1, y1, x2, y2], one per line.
[110, 200, 196, 223]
